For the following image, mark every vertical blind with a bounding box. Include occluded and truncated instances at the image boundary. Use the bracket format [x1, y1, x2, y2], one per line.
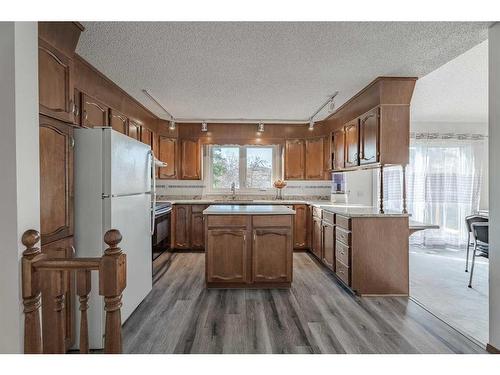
[383, 132, 487, 248]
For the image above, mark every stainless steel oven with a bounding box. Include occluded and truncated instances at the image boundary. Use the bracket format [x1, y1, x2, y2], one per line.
[152, 202, 172, 260]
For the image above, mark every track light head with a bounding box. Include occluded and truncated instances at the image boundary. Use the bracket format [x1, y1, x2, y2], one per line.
[201, 122, 208, 132]
[257, 122, 265, 132]
[169, 120, 176, 130]
[308, 119, 315, 131]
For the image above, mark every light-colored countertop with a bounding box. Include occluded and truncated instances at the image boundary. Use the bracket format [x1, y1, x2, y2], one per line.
[203, 204, 296, 215]
[158, 198, 408, 218]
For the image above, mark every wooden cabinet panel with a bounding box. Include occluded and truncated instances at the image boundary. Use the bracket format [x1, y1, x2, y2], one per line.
[311, 216, 323, 260]
[109, 109, 128, 135]
[305, 137, 325, 180]
[158, 137, 177, 179]
[206, 229, 248, 283]
[332, 129, 345, 171]
[38, 39, 75, 123]
[293, 204, 309, 249]
[128, 120, 141, 140]
[172, 205, 190, 249]
[82, 93, 109, 128]
[140, 126, 153, 148]
[324, 135, 332, 178]
[322, 221, 335, 270]
[252, 228, 292, 282]
[190, 205, 207, 250]
[344, 120, 359, 168]
[336, 259, 350, 286]
[40, 236, 75, 353]
[359, 107, 379, 165]
[39, 115, 74, 245]
[284, 139, 305, 180]
[180, 139, 201, 180]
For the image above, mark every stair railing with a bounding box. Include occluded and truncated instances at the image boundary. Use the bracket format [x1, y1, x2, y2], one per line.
[21, 229, 126, 354]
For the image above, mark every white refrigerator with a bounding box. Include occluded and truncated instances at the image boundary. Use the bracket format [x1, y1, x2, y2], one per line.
[74, 127, 153, 349]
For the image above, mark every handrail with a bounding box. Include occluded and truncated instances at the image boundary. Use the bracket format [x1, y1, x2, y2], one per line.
[21, 228, 126, 354]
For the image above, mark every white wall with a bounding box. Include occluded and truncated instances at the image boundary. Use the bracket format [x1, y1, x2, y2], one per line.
[0, 22, 39, 354]
[489, 22, 500, 350]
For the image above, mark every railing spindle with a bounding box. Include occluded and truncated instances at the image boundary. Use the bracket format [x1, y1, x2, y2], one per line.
[77, 270, 91, 354]
[21, 230, 44, 354]
[49, 270, 67, 353]
[99, 229, 126, 354]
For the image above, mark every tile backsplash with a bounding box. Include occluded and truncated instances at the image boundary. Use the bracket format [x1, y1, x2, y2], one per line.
[155, 179, 332, 199]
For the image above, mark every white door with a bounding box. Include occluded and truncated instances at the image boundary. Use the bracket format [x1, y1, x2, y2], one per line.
[102, 128, 152, 196]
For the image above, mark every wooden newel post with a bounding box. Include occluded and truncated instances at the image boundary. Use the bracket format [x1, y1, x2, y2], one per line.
[99, 229, 126, 354]
[21, 229, 45, 354]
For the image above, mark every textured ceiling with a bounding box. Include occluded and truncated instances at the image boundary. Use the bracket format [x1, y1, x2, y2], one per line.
[411, 40, 488, 124]
[76, 22, 490, 121]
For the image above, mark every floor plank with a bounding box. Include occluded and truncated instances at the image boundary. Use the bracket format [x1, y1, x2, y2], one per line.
[122, 252, 486, 354]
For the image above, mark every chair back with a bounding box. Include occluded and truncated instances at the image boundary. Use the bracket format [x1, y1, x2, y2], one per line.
[465, 215, 488, 233]
[472, 222, 489, 248]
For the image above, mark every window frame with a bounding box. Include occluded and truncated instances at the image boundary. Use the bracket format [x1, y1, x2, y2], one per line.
[206, 144, 281, 194]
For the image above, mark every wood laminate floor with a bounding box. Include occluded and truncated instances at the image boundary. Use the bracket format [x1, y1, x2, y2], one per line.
[123, 252, 486, 354]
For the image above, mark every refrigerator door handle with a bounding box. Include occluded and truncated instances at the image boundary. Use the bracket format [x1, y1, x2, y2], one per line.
[149, 150, 156, 236]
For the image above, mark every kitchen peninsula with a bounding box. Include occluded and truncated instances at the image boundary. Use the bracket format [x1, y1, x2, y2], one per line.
[203, 205, 295, 288]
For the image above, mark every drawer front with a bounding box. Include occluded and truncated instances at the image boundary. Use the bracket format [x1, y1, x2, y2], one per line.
[253, 215, 292, 227]
[323, 211, 334, 224]
[207, 215, 248, 227]
[335, 259, 350, 286]
[335, 215, 351, 230]
[335, 240, 350, 266]
[336, 226, 351, 245]
[312, 207, 322, 219]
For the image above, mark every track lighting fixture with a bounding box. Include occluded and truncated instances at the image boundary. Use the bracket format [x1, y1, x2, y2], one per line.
[201, 122, 208, 132]
[328, 97, 336, 113]
[169, 120, 176, 130]
[309, 119, 315, 131]
[257, 122, 265, 132]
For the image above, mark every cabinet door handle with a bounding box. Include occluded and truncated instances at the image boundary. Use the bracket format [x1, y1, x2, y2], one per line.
[83, 110, 88, 121]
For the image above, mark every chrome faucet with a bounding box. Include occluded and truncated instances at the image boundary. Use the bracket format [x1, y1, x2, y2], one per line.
[230, 182, 236, 200]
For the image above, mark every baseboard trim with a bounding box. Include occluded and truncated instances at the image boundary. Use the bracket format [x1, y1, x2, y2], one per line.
[487, 343, 500, 354]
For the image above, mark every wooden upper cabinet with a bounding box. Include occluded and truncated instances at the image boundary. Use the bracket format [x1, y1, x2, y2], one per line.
[252, 228, 292, 283]
[305, 137, 325, 180]
[293, 204, 309, 249]
[284, 139, 305, 180]
[359, 107, 379, 165]
[323, 136, 332, 178]
[332, 129, 345, 171]
[344, 120, 359, 168]
[109, 109, 128, 135]
[158, 137, 177, 179]
[38, 39, 75, 123]
[180, 139, 201, 180]
[140, 126, 154, 148]
[39, 115, 74, 245]
[128, 120, 141, 140]
[206, 228, 249, 283]
[81, 93, 109, 128]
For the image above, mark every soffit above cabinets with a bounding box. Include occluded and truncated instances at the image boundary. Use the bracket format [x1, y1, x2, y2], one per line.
[76, 22, 490, 122]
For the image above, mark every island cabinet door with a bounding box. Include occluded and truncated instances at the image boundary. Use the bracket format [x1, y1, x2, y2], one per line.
[172, 205, 191, 249]
[311, 216, 323, 260]
[206, 229, 249, 283]
[190, 205, 207, 250]
[293, 204, 309, 249]
[252, 228, 292, 283]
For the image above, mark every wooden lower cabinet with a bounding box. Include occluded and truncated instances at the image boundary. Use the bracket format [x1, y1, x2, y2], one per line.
[190, 205, 207, 249]
[41, 236, 75, 353]
[293, 204, 309, 249]
[206, 228, 249, 283]
[252, 228, 292, 282]
[171, 205, 190, 249]
[322, 221, 335, 270]
[311, 216, 323, 260]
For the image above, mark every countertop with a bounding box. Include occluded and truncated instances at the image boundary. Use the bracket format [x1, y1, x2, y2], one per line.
[203, 204, 296, 215]
[158, 198, 408, 218]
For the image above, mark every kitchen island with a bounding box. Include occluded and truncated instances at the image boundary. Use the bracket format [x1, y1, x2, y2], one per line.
[203, 205, 295, 288]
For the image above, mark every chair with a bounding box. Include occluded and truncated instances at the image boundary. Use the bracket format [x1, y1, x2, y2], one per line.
[468, 222, 489, 288]
[464, 215, 488, 272]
